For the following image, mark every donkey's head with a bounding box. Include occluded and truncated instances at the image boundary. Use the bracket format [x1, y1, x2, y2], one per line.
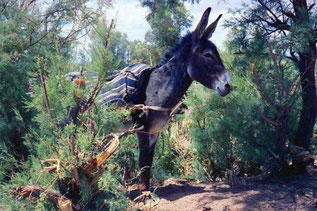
[187, 8, 231, 96]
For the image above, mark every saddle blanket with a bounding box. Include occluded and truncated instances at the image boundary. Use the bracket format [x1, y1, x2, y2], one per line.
[66, 63, 153, 107]
[99, 63, 152, 106]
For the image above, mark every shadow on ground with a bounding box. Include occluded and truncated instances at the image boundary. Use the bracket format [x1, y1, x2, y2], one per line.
[129, 175, 317, 210]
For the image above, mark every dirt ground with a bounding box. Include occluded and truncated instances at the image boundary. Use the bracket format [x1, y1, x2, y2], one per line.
[128, 175, 317, 211]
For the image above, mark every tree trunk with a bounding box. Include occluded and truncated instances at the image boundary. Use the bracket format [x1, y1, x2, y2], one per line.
[295, 50, 317, 150]
[292, 0, 317, 150]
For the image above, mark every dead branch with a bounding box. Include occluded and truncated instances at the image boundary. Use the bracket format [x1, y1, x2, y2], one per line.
[70, 135, 81, 187]
[15, 185, 77, 211]
[243, 172, 271, 183]
[83, 133, 120, 176]
[83, 126, 144, 177]
[41, 159, 61, 175]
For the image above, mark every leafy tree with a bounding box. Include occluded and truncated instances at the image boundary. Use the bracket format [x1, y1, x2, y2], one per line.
[0, 12, 134, 208]
[226, 0, 317, 154]
[141, 0, 193, 50]
[128, 40, 161, 65]
[0, 0, 97, 160]
[108, 30, 130, 68]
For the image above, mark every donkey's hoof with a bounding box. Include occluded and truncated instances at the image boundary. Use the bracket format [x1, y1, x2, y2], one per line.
[144, 192, 160, 208]
[133, 191, 160, 209]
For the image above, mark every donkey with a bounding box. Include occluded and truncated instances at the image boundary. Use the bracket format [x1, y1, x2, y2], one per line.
[131, 7, 232, 193]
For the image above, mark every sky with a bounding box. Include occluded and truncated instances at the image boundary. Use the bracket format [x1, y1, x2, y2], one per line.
[105, 0, 250, 48]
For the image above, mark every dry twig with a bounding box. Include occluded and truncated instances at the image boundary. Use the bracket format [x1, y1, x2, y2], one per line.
[16, 185, 77, 211]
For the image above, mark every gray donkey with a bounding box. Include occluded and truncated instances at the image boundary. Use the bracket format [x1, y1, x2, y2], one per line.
[123, 7, 232, 192]
[66, 7, 232, 201]
[63, 7, 231, 206]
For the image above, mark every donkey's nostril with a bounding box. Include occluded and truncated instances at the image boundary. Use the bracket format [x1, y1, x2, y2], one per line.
[225, 83, 231, 89]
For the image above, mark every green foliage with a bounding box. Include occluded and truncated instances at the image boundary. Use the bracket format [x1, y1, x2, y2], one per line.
[2, 1, 315, 210]
[186, 78, 272, 178]
[108, 31, 130, 69]
[4, 48, 130, 209]
[128, 40, 161, 66]
[0, 2, 36, 159]
[152, 130, 183, 182]
[0, 2, 135, 209]
[141, 0, 193, 50]
[226, 0, 317, 152]
[186, 42, 303, 179]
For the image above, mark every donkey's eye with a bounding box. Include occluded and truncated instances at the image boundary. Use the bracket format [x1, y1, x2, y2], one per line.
[203, 53, 213, 59]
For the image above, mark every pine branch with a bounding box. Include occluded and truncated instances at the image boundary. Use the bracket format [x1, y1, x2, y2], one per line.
[80, 19, 115, 113]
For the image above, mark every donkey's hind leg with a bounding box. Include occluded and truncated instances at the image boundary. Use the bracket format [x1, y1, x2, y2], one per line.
[137, 132, 159, 191]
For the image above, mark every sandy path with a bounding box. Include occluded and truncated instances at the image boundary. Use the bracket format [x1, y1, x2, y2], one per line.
[129, 175, 317, 211]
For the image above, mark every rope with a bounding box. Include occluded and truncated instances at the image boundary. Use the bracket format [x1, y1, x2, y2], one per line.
[133, 104, 171, 113]
[131, 101, 183, 135]
[133, 100, 183, 117]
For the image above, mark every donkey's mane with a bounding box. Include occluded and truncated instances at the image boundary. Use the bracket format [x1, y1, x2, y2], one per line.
[156, 33, 193, 67]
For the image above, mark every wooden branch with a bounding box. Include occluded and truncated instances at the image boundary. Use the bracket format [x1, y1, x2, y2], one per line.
[41, 159, 60, 175]
[268, 43, 282, 81]
[24, 32, 49, 51]
[256, 107, 280, 127]
[267, 42, 288, 97]
[83, 133, 120, 176]
[70, 135, 81, 187]
[251, 63, 275, 107]
[80, 19, 115, 113]
[81, 79, 103, 113]
[19, 110, 36, 153]
[308, 3, 315, 11]
[39, 57, 60, 139]
[104, 19, 114, 49]
[83, 126, 144, 177]
[25, 0, 36, 8]
[16, 185, 77, 211]
[39, 60, 52, 120]
[257, 0, 280, 21]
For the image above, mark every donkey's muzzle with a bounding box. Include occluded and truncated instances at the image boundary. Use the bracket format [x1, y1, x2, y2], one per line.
[216, 83, 231, 96]
[215, 71, 232, 97]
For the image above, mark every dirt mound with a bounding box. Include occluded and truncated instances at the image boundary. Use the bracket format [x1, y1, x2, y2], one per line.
[129, 175, 317, 210]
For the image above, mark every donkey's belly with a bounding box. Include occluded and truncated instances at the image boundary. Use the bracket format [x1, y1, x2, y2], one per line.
[146, 110, 170, 134]
[116, 120, 134, 133]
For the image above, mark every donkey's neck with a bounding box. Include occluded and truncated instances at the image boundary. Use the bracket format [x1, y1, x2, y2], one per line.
[145, 57, 193, 108]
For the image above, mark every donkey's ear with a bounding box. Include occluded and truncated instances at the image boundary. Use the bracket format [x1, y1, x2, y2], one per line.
[193, 7, 211, 39]
[201, 14, 222, 40]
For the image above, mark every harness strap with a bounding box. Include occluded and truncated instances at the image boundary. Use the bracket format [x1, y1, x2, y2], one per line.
[133, 104, 170, 112]
[132, 101, 183, 134]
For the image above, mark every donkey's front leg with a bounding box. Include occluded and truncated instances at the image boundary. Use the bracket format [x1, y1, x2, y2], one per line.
[137, 132, 159, 191]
